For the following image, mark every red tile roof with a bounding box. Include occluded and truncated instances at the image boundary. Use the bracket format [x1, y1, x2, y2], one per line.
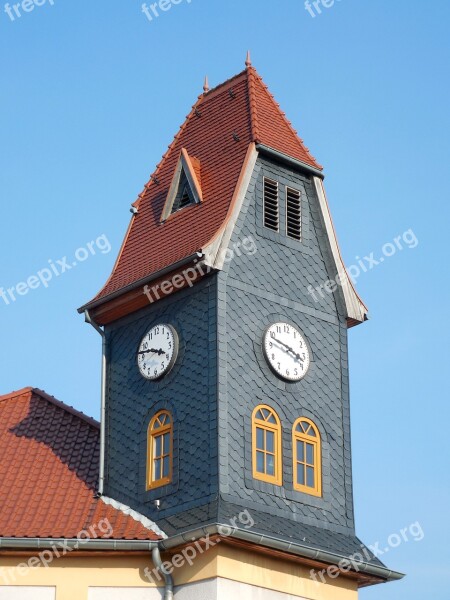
[84, 65, 321, 308]
[0, 388, 162, 541]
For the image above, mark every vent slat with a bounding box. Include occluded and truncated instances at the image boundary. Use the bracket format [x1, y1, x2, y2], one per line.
[286, 187, 302, 241]
[263, 178, 279, 232]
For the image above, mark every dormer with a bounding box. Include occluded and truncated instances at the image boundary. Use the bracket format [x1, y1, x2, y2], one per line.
[160, 148, 202, 221]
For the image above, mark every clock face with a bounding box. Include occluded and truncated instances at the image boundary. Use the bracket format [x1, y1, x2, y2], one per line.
[263, 322, 310, 382]
[137, 324, 178, 380]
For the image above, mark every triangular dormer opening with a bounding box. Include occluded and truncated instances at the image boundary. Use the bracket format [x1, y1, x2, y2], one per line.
[160, 148, 203, 222]
[172, 172, 195, 213]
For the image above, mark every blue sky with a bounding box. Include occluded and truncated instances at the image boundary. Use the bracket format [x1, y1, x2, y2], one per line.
[1, 1, 449, 597]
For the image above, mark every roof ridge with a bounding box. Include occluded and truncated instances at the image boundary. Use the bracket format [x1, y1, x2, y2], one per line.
[100, 496, 167, 539]
[0, 387, 34, 402]
[22, 388, 99, 429]
[201, 68, 247, 101]
[246, 67, 261, 142]
[251, 69, 322, 170]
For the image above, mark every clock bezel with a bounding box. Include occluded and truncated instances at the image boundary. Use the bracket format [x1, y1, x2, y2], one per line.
[262, 321, 311, 382]
[137, 323, 179, 381]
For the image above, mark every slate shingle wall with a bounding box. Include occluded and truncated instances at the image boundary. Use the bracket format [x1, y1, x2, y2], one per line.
[103, 156, 356, 541]
[104, 276, 218, 521]
[218, 157, 355, 533]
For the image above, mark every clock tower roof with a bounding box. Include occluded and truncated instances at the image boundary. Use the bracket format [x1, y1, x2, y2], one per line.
[79, 63, 324, 315]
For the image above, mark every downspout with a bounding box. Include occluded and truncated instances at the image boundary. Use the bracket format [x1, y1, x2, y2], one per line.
[84, 309, 107, 496]
[152, 545, 174, 600]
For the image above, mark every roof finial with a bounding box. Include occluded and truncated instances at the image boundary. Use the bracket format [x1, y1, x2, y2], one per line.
[203, 76, 210, 93]
[245, 50, 252, 67]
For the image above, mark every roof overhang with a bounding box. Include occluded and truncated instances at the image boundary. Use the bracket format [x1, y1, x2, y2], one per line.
[159, 524, 404, 588]
[256, 144, 324, 179]
[312, 177, 369, 326]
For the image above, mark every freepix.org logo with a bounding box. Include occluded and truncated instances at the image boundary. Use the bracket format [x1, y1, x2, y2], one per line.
[304, 0, 342, 18]
[4, 0, 55, 22]
[0, 234, 112, 307]
[141, 0, 192, 23]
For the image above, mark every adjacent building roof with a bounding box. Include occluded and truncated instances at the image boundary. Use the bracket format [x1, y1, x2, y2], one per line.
[0, 388, 163, 541]
[81, 64, 322, 310]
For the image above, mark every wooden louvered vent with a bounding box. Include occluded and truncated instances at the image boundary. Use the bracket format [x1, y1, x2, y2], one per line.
[263, 178, 279, 232]
[172, 185, 193, 213]
[286, 187, 302, 240]
[178, 187, 192, 209]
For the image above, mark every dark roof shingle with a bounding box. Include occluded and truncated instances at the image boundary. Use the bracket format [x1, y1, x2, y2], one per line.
[0, 388, 162, 541]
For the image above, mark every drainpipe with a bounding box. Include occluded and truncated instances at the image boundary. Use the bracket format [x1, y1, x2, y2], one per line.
[152, 545, 174, 600]
[84, 309, 107, 496]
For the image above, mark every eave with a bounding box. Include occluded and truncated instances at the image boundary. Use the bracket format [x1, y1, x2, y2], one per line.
[159, 525, 404, 588]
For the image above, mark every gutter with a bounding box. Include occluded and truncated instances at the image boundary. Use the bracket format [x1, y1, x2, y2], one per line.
[159, 525, 405, 583]
[84, 309, 107, 496]
[0, 538, 158, 551]
[78, 252, 204, 314]
[256, 144, 325, 179]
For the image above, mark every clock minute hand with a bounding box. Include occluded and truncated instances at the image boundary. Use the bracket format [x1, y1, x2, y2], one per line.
[273, 337, 302, 361]
[138, 348, 161, 355]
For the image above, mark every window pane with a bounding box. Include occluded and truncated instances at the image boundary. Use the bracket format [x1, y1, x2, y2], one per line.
[306, 443, 314, 465]
[306, 466, 315, 488]
[266, 454, 275, 476]
[266, 430, 275, 453]
[154, 458, 161, 480]
[162, 456, 170, 478]
[163, 433, 171, 454]
[297, 463, 305, 485]
[267, 413, 276, 424]
[256, 427, 264, 450]
[155, 435, 162, 457]
[256, 451, 265, 473]
[297, 440, 305, 463]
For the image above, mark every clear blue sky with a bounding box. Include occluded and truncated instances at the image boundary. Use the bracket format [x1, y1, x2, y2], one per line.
[1, 1, 449, 597]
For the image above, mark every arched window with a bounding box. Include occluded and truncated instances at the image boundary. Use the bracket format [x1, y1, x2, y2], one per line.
[252, 405, 282, 485]
[147, 410, 173, 490]
[292, 418, 322, 497]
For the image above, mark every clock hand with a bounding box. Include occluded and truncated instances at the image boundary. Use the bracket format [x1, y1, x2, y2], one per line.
[272, 337, 303, 361]
[138, 348, 163, 355]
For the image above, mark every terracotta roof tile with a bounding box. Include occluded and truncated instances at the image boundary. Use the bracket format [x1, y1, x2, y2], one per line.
[82, 66, 322, 309]
[0, 388, 162, 541]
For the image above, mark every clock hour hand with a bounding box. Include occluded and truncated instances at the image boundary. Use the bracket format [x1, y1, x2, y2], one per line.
[272, 337, 302, 361]
[138, 348, 164, 356]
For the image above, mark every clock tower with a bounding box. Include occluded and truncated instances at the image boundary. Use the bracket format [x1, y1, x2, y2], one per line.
[79, 57, 403, 598]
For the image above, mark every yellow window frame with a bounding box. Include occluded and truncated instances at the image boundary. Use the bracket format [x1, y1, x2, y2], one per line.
[292, 417, 322, 497]
[252, 404, 282, 486]
[147, 410, 173, 490]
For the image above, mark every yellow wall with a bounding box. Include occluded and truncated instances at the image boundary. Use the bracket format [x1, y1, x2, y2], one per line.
[0, 544, 358, 600]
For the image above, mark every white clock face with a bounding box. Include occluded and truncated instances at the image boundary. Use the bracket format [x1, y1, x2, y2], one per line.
[263, 322, 310, 382]
[137, 324, 178, 380]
